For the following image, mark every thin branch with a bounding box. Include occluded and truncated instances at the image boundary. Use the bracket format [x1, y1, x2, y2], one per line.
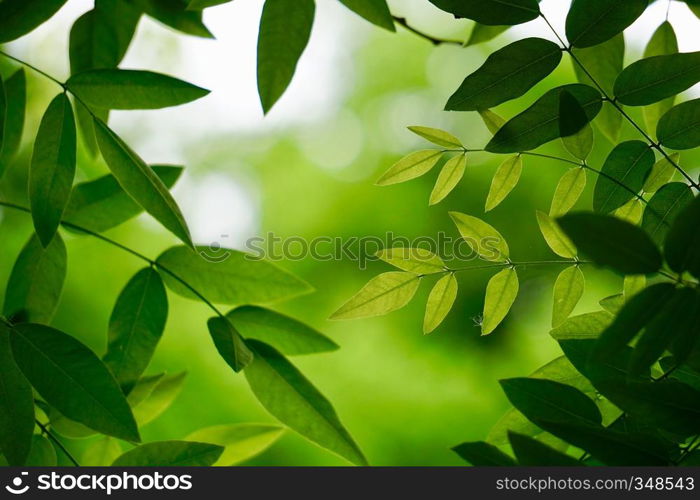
[392, 16, 463, 46]
[0, 49, 66, 89]
[36, 419, 80, 466]
[447, 259, 586, 274]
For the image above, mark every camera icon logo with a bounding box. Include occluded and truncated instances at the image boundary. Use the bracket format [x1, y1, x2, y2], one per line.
[5, 472, 29, 495]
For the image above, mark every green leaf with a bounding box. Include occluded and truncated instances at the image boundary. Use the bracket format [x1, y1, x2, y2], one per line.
[376, 150, 442, 186]
[486, 84, 602, 153]
[375, 247, 446, 274]
[67, 70, 209, 110]
[82, 437, 122, 466]
[445, 38, 562, 111]
[642, 22, 678, 136]
[557, 213, 662, 274]
[156, 245, 312, 305]
[478, 109, 506, 135]
[245, 340, 366, 465]
[337, 0, 394, 31]
[128, 0, 213, 38]
[94, 120, 193, 247]
[482, 267, 518, 335]
[536, 211, 577, 259]
[206, 316, 254, 373]
[508, 431, 580, 466]
[643, 153, 680, 193]
[552, 266, 584, 328]
[0, 69, 26, 176]
[452, 441, 515, 466]
[599, 294, 624, 315]
[623, 275, 646, 299]
[565, 0, 647, 48]
[664, 194, 700, 278]
[49, 408, 96, 439]
[550, 311, 613, 340]
[449, 212, 509, 262]
[0, 325, 34, 466]
[550, 168, 586, 217]
[187, 0, 232, 9]
[0, 0, 68, 43]
[558, 89, 590, 138]
[25, 435, 57, 466]
[185, 423, 285, 465]
[3, 233, 66, 324]
[0, 76, 6, 162]
[29, 93, 76, 247]
[429, 154, 467, 205]
[226, 306, 338, 356]
[130, 372, 186, 426]
[427, 0, 540, 26]
[103, 268, 168, 391]
[593, 141, 654, 214]
[257, 0, 315, 113]
[423, 273, 458, 334]
[614, 52, 700, 106]
[657, 98, 700, 150]
[642, 182, 693, 246]
[330, 272, 420, 320]
[407, 126, 462, 148]
[63, 165, 183, 233]
[562, 122, 593, 160]
[10, 324, 140, 442]
[485, 155, 522, 212]
[112, 441, 223, 466]
[614, 199, 643, 225]
[465, 24, 509, 47]
[572, 34, 624, 142]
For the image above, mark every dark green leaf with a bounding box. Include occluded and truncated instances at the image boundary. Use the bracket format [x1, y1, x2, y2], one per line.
[0, 324, 34, 466]
[565, 0, 647, 48]
[669, 291, 700, 362]
[664, 194, 700, 278]
[103, 268, 168, 391]
[452, 441, 515, 466]
[557, 213, 662, 274]
[657, 98, 700, 150]
[427, 0, 540, 26]
[63, 165, 183, 233]
[25, 435, 57, 466]
[642, 182, 693, 246]
[245, 340, 367, 465]
[94, 119, 193, 247]
[67, 70, 209, 110]
[465, 24, 509, 47]
[206, 316, 254, 372]
[3, 233, 66, 324]
[593, 140, 654, 213]
[29, 93, 77, 247]
[558, 89, 589, 137]
[10, 323, 140, 442]
[338, 0, 394, 31]
[112, 441, 223, 466]
[185, 423, 285, 465]
[643, 153, 680, 193]
[0, 69, 27, 177]
[642, 22, 678, 135]
[485, 84, 602, 153]
[445, 38, 562, 111]
[156, 245, 313, 305]
[0, 0, 68, 43]
[257, 0, 315, 114]
[614, 52, 700, 106]
[226, 306, 338, 356]
[508, 431, 580, 466]
[127, 0, 213, 38]
[187, 0, 232, 9]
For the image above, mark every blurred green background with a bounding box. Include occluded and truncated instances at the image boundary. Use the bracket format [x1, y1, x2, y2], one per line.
[1, 0, 699, 466]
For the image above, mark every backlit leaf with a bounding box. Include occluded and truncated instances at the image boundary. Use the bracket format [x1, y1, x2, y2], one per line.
[206, 316, 254, 373]
[614, 199, 643, 225]
[482, 267, 518, 335]
[423, 273, 458, 334]
[536, 211, 577, 259]
[593, 140, 654, 214]
[112, 441, 223, 466]
[449, 212, 509, 262]
[643, 153, 679, 193]
[550, 310, 613, 340]
[465, 24, 509, 47]
[552, 266, 584, 328]
[0, 0, 68, 43]
[337, 0, 394, 31]
[130, 372, 186, 426]
[641, 182, 693, 246]
[623, 275, 646, 299]
[599, 294, 624, 315]
[565, 0, 647, 48]
[185, 423, 285, 465]
[376, 150, 442, 186]
[550, 168, 586, 217]
[562, 122, 593, 160]
[485, 155, 522, 212]
[376, 247, 446, 274]
[427, 0, 540, 26]
[330, 272, 420, 320]
[430, 154, 467, 205]
[657, 98, 700, 150]
[478, 109, 505, 134]
[408, 126, 462, 149]
[642, 22, 678, 135]
[82, 437, 122, 466]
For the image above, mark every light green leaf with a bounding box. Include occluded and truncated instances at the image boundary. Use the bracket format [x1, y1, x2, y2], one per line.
[10, 324, 139, 442]
[227, 306, 338, 356]
[207, 316, 254, 373]
[375, 247, 446, 274]
[643, 153, 679, 193]
[641, 182, 693, 246]
[125, 372, 164, 408]
[623, 275, 646, 300]
[49, 408, 96, 439]
[330, 272, 420, 320]
[482, 267, 518, 335]
[376, 150, 442, 186]
[245, 340, 367, 465]
[599, 294, 624, 314]
[427, 0, 540, 26]
[429, 154, 466, 205]
[130, 372, 186, 426]
[445, 38, 562, 111]
[449, 211, 509, 262]
[185, 423, 285, 465]
[0, 69, 26, 176]
[25, 435, 57, 466]
[594, 140, 654, 214]
[614, 199, 643, 225]
[0, 0, 68, 43]
[127, 0, 213, 38]
[562, 122, 593, 160]
[657, 98, 700, 150]
[565, 0, 647, 48]
[485, 155, 522, 212]
[337, 0, 394, 31]
[408, 126, 462, 148]
[536, 211, 576, 259]
[257, 0, 315, 113]
[156, 245, 312, 305]
[82, 438, 122, 466]
[3, 233, 66, 324]
[94, 119, 193, 247]
[478, 109, 506, 135]
[550, 168, 586, 217]
[112, 441, 223, 466]
[642, 21, 678, 136]
[550, 310, 613, 340]
[552, 266, 584, 327]
[423, 273, 458, 334]
[103, 268, 168, 391]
